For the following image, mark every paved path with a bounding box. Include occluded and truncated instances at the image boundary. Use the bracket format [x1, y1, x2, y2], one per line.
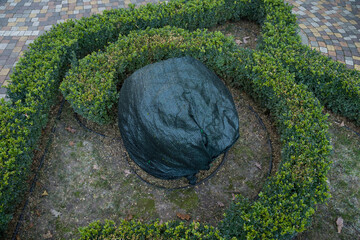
[0, 0, 359, 99]
[288, 0, 360, 69]
[0, 0, 161, 99]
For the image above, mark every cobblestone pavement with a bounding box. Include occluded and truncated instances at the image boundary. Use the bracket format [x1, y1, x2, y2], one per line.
[0, 0, 161, 99]
[288, 0, 360, 70]
[0, 0, 360, 99]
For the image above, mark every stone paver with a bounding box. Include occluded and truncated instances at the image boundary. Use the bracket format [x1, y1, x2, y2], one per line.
[288, 0, 360, 70]
[0, 0, 360, 99]
[0, 0, 161, 99]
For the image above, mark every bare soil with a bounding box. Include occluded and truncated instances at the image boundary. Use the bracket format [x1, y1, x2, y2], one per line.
[209, 20, 261, 49]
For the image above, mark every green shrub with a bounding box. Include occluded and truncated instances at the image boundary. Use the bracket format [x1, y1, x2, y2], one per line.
[258, 0, 360, 124]
[0, 99, 33, 232]
[1, 0, 358, 238]
[60, 27, 240, 124]
[1, 0, 245, 234]
[63, 26, 331, 239]
[78, 220, 223, 239]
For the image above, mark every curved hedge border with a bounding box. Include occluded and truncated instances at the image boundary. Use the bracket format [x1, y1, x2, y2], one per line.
[0, 0, 358, 238]
[78, 219, 223, 239]
[68, 26, 331, 240]
[60, 27, 242, 124]
[258, 0, 360, 124]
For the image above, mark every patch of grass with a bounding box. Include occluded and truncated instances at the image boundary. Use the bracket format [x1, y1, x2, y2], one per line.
[168, 189, 199, 211]
[76, 141, 84, 148]
[230, 144, 254, 159]
[135, 198, 156, 215]
[245, 180, 256, 190]
[91, 178, 111, 190]
[73, 190, 81, 198]
[55, 218, 73, 237]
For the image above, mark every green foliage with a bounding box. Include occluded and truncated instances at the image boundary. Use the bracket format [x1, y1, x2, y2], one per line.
[78, 220, 222, 239]
[61, 27, 240, 124]
[258, 0, 360, 124]
[0, 100, 34, 233]
[219, 51, 332, 239]
[1, 0, 244, 234]
[66, 26, 331, 239]
[0, 0, 358, 238]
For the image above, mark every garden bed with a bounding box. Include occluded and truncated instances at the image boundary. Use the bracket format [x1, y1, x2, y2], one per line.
[16, 87, 279, 239]
[2, 0, 359, 239]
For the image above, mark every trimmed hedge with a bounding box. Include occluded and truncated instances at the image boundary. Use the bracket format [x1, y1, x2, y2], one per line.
[258, 0, 360, 123]
[1, 0, 240, 235]
[78, 220, 223, 239]
[0, 0, 358, 238]
[60, 27, 242, 124]
[61, 26, 332, 239]
[0, 99, 34, 230]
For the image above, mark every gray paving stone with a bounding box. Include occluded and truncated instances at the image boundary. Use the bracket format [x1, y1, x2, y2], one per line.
[0, 43, 8, 49]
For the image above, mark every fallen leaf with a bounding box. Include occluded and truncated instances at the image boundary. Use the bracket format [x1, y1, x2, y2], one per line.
[65, 126, 76, 133]
[124, 169, 132, 177]
[43, 231, 53, 239]
[27, 223, 34, 229]
[255, 162, 262, 170]
[50, 209, 61, 218]
[69, 141, 75, 146]
[243, 36, 250, 44]
[235, 39, 243, 45]
[177, 213, 191, 221]
[16, 235, 21, 240]
[340, 121, 345, 127]
[41, 190, 48, 197]
[255, 38, 257, 41]
[336, 217, 344, 233]
[125, 214, 133, 221]
[232, 193, 236, 201]
[217, 201, 225, 207]
[93, 164, 99, 170]
[35, 209, 41, 217]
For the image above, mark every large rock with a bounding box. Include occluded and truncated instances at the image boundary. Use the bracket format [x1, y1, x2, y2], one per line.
[118, 56, 239, 184]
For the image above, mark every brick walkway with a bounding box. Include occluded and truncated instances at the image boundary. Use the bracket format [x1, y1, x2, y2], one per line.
[0, 0, 359, 99]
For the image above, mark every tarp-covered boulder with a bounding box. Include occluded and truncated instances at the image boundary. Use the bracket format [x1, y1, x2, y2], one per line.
[118, 56, 239, 184]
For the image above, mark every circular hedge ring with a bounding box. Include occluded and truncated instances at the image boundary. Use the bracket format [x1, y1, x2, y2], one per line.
[4, 0, 355, 238]
[61, 26, 332, 239]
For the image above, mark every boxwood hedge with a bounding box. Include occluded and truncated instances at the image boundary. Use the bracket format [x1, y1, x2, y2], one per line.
[60, 27, 244, 124]
[65, 26, 332, 240]
[0, 0, 358, 238]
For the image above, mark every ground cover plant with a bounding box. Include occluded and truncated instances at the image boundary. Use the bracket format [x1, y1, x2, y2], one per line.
[1, 0, 359, 239]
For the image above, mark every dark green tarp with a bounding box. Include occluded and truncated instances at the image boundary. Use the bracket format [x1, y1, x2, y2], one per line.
[118, 57, 239, 184]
